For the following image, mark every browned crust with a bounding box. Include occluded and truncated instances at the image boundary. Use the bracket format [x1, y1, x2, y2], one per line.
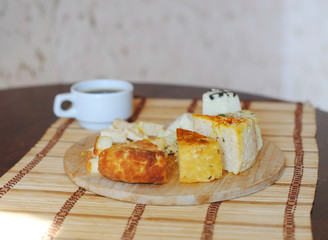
[98, 139, 167, 184]
[176, 128, 214, 145]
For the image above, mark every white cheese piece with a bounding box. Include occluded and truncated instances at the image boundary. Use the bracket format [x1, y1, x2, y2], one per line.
[124, 127, 147, 141]
[138, 121, 165, 137]
[85, 158, 100, 174]
[113, 118, 137, 129]
[226, 110, 263, 151]
[154, 113, 193, 156]
[158, 129, 176, 146]
[94, 136, 113, 155]
[202, 89, 241, 115]
[148, 137, 167, 151]
[157, 129, 178, 156]
[112, 118, 147, 141]
[100, 129, 127, 143]
[167, 113, 194, 132]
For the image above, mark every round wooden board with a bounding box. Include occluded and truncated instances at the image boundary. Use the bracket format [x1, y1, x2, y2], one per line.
[64, 134, 285, 205]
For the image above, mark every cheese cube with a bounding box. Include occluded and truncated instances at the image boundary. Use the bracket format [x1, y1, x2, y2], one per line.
[167, 113, 194, 132]
[94, 136, 113, 155]
[113, 118, 137, 129]
[193, 114, 258, 174]
[100, 129, 127, 143]
[112, 118, 147, 141]
[148, 137, 167, 151]
[202, 89, 241, 115]
[176, 128, 222, 183]
[158, 129, 176, 146]
[85, 158, 100, 174]
[124, 127, 147, 141]
[138, 121, 165, 136]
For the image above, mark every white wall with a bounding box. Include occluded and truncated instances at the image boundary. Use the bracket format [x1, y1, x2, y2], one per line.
[0, 0, 327, 111]
[281, 0, 328, 111]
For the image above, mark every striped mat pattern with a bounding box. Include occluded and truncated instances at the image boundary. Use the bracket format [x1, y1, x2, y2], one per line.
[0, 98, 318, 240]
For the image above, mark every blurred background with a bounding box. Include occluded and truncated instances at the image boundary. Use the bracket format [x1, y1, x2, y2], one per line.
[0, 0, 327, 111]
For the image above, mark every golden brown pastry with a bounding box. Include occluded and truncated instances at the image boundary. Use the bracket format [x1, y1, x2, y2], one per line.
[176, 128, 222, 183]
[98, 139, 167, 184]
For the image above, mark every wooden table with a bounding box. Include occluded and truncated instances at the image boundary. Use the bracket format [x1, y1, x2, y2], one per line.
[0, 83, 327, 239]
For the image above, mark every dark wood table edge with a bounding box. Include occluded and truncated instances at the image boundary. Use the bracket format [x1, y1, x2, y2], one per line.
[0, 82, 326, 239]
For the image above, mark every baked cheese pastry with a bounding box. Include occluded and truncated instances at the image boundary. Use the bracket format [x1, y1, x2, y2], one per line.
[176, 128, 222, 183]
[193, 113, 259, 174]
[98, 139, 167, 184]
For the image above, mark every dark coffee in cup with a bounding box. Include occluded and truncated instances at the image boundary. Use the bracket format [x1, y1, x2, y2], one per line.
[82, 88, 124, 94]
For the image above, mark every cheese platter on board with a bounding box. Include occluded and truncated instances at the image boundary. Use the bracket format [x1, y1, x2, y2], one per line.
[64, 89, 285, 205]
[64, 134, 284, 205]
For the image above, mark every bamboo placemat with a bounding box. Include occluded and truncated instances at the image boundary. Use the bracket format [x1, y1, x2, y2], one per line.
[0, 98, 318, 240]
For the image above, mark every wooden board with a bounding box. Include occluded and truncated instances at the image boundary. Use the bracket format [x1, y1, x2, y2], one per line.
[64, 134, 285, 205]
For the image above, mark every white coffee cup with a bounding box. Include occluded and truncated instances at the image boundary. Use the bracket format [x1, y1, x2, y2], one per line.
[53, 79, 134, 130]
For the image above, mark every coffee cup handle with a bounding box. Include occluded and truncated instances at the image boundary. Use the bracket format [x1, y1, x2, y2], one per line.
[53, 93, 77, 118]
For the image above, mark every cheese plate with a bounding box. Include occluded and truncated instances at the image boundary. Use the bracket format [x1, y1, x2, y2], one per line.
[64, 134, 284, 205]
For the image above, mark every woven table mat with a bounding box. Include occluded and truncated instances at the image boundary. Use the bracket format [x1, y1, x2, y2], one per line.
[0, 98, 318, 240]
